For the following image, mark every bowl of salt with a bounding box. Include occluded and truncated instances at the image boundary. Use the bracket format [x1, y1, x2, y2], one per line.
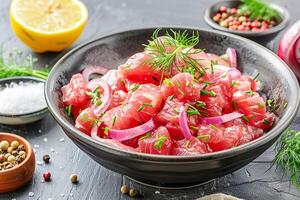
[0, 76, 48, 125]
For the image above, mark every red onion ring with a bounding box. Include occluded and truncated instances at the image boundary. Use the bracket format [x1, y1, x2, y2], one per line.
[213, 64, 231, 72]
[108, 119, 156, 142]
[201, 112, 244, 125]
[213, 65, 241, 80]
[100, 70, 118, 86]
[179, 105, 192, 139]
[87, 78, 112, 116]
[295, 37, 300, 64]
[91, 125, 137, 152]
[277, 20, 300, 79]
[228, 68, 241, 80]
[226, 48, 237, 68]
[91, 124, 100, 139]
[82, 66, 109, 82]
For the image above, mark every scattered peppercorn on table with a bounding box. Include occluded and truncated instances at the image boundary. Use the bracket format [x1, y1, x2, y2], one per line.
[0, 0, 300, 199]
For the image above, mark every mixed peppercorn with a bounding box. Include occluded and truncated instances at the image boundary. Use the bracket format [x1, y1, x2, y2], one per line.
[0, 140, 26, 171]
[213, 6, 277, 32]
[1, 136, 139, 198]
[121, 185, 139, 198]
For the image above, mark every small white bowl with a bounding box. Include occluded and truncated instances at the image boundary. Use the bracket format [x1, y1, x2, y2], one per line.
[0, 76, 48, 125]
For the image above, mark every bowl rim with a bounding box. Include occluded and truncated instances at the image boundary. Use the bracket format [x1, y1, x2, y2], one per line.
[204, 0, 290, 37]
[0, 76, 48, 117]
[45, 26, 300, 162]
[0, 132, 34, 174]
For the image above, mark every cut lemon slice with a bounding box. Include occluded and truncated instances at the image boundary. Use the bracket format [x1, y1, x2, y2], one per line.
[10, 0, 88, 53]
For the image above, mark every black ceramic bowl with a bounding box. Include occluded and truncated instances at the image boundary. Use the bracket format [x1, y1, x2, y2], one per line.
[45, 27, 300, 187]
[204, 0, 289, 37]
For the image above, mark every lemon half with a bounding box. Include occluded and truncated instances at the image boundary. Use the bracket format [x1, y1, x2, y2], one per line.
[10, 0, 88, 53]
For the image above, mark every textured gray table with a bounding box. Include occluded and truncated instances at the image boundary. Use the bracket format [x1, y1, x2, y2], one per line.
[0, 0, 300, 199]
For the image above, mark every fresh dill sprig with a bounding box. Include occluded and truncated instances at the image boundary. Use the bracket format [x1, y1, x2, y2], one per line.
[154, 135, 167, 150]
[130, 83, 140, 92]
[196, 101, 206, 109]
[240, 0, 281, 21]
[0, 48, 49, 80]
[267, 99, 274, 107]
[252, 72, 260, 81]
[200, 89, 216, 97]
[112, 116, 117, 127]
[65, 105, 72, 117]
[186, 104, 200, 116]
[144, 29, 205, 77]
[86, 87, 102, 106]
[245, 90, 254, 96]
[273, 129, 300, 190]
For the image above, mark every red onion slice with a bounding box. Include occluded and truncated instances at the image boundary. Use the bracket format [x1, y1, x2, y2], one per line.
[100, 70, 118, 87]
[82, 66, 109, 82]
[179, 105, 193, 139]
[201, 112, 244, 125]
[226, 48, 237, 68]
[108, 119, 156, 142]
[91, 125, 137, 152]
[87, 78, 112, 116]
[213, 65, 241, 80]
[277, 20, 300, 79]
[213, 64, 231, 72]
[228, 68, 241, 79]
[295, 38, 300, 64]
[91, 124, 100, 139]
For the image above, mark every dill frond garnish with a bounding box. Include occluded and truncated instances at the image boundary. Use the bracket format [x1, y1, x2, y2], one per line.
[144, 29, 205, 77]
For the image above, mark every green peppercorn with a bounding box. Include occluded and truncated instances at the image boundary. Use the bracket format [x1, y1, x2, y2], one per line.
[120, 185, 129, 194]
[5, 153, 11, 159]
[11, 141, 19, 149]
[43, 154, 50, 163]
[70, 174, 78, 183]
[7, 155, 16, 162]
[7, 147, 14, 154]
[0, 140, 9, 151]
[129, 189, 138, 197]
[19, 151, 26, 156]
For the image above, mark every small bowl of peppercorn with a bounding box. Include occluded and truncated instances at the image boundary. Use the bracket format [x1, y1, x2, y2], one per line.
[0, 132, 35, 193]
[204, 0, 289, 37]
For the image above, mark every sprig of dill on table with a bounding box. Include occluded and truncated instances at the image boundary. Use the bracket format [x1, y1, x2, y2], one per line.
[143, 29, 205, 77]
[273, 129, 300, 190]
[239, 0, 281, 21]
[0, 48, 49, 80]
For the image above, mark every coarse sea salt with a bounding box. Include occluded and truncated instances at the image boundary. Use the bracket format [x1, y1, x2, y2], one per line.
[0, 81, 46, 115]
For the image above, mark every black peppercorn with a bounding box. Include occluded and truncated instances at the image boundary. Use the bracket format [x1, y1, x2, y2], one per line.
[43, 154, 50, 163]
[129, 189, 138, 198]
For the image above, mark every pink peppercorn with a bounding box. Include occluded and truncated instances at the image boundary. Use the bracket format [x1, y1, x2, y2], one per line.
[230, 8, 237, 14]
[219, 6, 227, 13]
[43, 171, 51, 181]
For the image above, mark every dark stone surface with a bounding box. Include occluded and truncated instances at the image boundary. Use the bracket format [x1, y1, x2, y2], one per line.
[0, 0, 299, 199]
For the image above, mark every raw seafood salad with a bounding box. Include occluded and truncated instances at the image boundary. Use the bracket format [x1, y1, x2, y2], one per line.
[61, 30, 274, 155]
